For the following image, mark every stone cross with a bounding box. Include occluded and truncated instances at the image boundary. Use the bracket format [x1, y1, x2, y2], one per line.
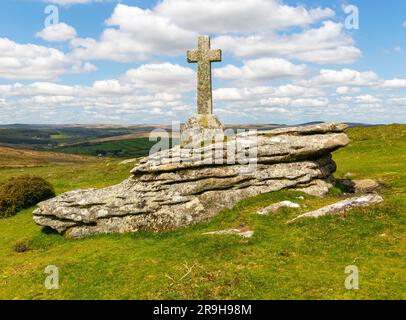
[187, 35, 222, 115]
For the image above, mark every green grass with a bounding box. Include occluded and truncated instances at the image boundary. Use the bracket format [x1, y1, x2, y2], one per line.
[54, 138, 165, 158]
[0, 125, 405, 300]
[49, 134, 74, 140]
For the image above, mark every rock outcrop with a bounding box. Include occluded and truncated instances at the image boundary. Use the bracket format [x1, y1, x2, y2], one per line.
[33, 123, 349, 238]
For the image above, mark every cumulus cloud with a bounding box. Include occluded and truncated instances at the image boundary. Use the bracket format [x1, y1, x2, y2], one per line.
[68, 2, 350, 65]
[305, 68, 380, 87]
[382, 78, 406, 89]
[213, 22, 361, 64]
[91, 80, 133, 95]
[336, 86, 361, 95]
[36, 23, 77, 42]
[0, 62, 198, 124]
[355, 94, 381, 104]
[0, 38, 95, 80]
[70, 4, 196, 62]
[155, 0, 334, 33]
[123, 63, 195, 93]
[1, 1, 403, 124]
[214, 58, 307, 82]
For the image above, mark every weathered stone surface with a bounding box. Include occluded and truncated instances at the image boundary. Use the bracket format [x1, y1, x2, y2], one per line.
[187, 35, 221, 115]
[33, 123, 349, 238]
[257, 201, 300, 215]
[180, 114, 224, 148]
[287, 193, 384, 223]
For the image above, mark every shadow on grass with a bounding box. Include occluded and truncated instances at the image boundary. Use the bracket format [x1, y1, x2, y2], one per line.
[41, 226, 59, 235]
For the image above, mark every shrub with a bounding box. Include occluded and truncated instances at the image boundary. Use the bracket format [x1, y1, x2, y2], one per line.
[0, 175, 55, 218]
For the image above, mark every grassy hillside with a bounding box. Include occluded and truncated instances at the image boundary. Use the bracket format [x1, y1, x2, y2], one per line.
[0, 126, 171, 158]
[53, 138, 166, 158]
[0, 125, 405, 299]
[0, 146, 92, 168]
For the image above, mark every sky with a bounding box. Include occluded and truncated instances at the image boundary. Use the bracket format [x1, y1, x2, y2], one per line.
[0, 0, 406, 125]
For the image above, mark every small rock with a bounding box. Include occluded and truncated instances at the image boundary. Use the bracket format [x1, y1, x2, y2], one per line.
[296, 196, 305, 200]
[119, 158, 139, 165]
[340, 179, 380, 194]
[203, 229, 254, 238]
[14, 243, 29, 253]
[353, 179, 380, 193]
[280, 252, 294, 257]
[257, 201, 300, 215]
[287, 193, 384, 223]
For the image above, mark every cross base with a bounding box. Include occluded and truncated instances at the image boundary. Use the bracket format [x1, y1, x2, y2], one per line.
[180, 114, 225, 149]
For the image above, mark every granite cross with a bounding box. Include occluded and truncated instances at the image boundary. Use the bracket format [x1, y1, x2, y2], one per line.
[187, 35, 222, 115]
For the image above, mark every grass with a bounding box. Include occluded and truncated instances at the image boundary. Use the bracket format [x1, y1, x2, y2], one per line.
[54, 138, 166, 158]
[0, 146, 92, 169]
[0, 125, 405, 300]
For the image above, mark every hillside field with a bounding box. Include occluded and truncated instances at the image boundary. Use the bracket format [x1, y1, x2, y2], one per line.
[0, 125, 405, 299]
[0, 146, 92, 168]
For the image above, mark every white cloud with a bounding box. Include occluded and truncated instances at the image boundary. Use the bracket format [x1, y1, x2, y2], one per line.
[0, 82, 76, 96]
[92, 80, 133, 95]
[382, 78, 406, 89]
[1, 1, 403, 125]
[155, 0, 334, 33]
[213, 84, 322, 102]
[355, 95, 381, 104]
[292, 97, 329, 108]
[213, 22, 361, 64]
[214, 58, 307, 82]
[70, 4, 196, 62]
[213, 84, 325, 103]
[336, 86, 361, 95]
[305, 68, 380, 87]
[0, 76, 194, 124]
[68, 2, 348, 65]
[260, 97, 292, 107]
[123, 63, 195, 93]
[36, 23, 77, 42]
[0, 38, 94, 80]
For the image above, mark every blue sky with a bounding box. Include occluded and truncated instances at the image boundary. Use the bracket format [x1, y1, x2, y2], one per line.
[0, 0, 406, 124]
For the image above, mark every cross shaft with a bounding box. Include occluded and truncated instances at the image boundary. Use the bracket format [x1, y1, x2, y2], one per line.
[187, 35, 221, 115]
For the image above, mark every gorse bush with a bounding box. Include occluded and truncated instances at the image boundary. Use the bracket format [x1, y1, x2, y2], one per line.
[0, 175, 55, 218]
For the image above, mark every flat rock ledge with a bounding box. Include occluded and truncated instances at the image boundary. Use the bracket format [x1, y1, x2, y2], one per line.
[33, 123, 349, 238]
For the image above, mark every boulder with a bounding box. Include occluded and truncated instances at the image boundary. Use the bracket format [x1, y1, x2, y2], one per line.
[287, 193, 384, 223]
[33, 123, 349, 238]
[340, 179, 380, 193]
[257, 201, 300, 215]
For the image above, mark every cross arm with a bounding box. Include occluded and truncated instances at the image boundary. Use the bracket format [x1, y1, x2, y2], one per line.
[209, 49, 222, 62]
[187, 50, 199, 63]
